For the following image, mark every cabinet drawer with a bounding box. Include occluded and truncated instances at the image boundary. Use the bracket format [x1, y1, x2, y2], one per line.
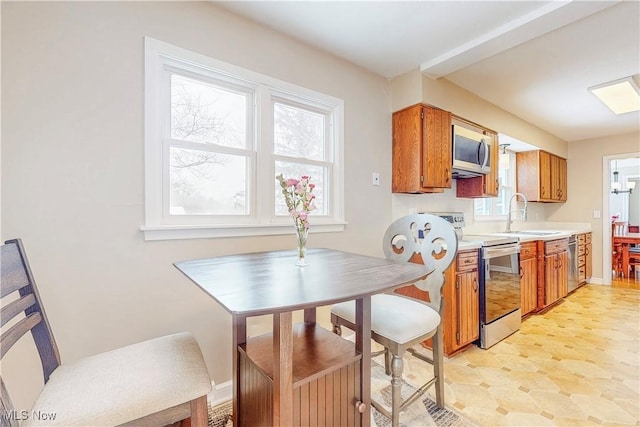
[578, 254, 586, 266]
[577, 234, 586, 245]
[544, 238, 569, 255]
[456, 250, 478, 272]
[578, 244, 585, 256]
[578, 266, 586, 283]
[520, 241, 537, 260]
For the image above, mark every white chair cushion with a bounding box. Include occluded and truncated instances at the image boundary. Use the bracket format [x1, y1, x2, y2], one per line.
[24, 332, 211, 426]
[331, 294, 440, 345]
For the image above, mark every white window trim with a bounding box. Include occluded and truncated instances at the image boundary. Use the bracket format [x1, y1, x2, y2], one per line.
[473, 150, 516, 221]
[142, 37, 345, 240]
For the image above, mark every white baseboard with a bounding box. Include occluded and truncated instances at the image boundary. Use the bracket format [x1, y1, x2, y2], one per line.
[207, 380, 233, 406]
[587, 277, 607, 285]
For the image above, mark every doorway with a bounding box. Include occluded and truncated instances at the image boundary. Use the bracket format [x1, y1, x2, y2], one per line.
[603, 154, 640, 284]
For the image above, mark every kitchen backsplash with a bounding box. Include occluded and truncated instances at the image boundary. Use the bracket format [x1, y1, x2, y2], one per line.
[391, 183, 580, 235]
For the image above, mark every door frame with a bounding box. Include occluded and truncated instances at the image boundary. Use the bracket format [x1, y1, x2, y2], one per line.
[602, 152, 640, 284]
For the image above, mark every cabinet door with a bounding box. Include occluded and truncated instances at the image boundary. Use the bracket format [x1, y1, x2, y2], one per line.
[551, 156, 567, 201]
[483, 132, 499, 196]
[456, 271, 479, 346]
[557, 157, 567, 201]
[392, 105, 423, 193]
[520, 257, 538, 316]
[544, 253, 559, 305]
[423, 107, 452, 189]
[557, 251, 568, 297]
[539, 151, 552, 201]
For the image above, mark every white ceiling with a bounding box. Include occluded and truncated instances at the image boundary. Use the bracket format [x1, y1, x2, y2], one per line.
[215, 0, 640, 143]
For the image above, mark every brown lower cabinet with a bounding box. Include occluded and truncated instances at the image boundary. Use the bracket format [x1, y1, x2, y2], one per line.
[238, 324, 362, 426]
[537, 238, 569, 310]
[395, 249, 479, 356]
[577, 232, 592, 285]
[520, 241, 538, 317]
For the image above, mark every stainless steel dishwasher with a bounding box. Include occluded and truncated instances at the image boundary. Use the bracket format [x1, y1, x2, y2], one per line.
[567, 235, 578, 293]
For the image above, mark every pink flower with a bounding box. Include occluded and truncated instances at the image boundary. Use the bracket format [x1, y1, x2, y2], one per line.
[278, 174, 316, 230]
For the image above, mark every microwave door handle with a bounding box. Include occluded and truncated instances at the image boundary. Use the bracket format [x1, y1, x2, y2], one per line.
[481, 139, 490, 170]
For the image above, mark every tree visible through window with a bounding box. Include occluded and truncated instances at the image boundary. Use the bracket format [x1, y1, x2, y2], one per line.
[169, 74, 251, 216]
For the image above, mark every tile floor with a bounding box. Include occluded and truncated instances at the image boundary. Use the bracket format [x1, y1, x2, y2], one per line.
[401, 282, 640, 426]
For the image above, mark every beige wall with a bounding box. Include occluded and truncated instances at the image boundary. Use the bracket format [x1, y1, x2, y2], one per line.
[549, 132, 640, 281]
[1, 1, 392, 409]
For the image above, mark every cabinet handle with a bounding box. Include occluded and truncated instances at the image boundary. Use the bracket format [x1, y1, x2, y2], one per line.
[473, 277, 478, 291]
[519, 266, 523, 279]
[355, 401, 366, 413]
[445, 168, 450, 183]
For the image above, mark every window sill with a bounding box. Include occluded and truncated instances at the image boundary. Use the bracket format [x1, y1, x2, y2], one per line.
[473, 215, 508, 222]
[140, 222, 347, 241]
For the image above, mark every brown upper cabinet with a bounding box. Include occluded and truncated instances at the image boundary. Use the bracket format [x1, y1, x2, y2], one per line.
[516, 150, 567, 202]
[453, 116, 499, 198]
[392, 104, 452, 193]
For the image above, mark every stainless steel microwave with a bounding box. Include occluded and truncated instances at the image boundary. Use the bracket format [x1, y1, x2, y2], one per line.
[452, 124, 492, 177]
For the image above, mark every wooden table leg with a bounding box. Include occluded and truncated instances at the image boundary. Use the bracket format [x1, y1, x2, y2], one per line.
[622, 244, 630, 278]
[232, 315, 247, 427]
[273, 312, 293, 426]
[304, 307, 316, 325]
[355, 296, 371, 427]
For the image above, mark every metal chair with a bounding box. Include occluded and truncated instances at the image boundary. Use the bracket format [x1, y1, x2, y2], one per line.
[331, 214, 458, 427]
[1, 239, 212, 427]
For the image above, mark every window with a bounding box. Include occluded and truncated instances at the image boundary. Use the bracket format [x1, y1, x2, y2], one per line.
[142, 38, 345, 240]
[474, 150, 516, 218]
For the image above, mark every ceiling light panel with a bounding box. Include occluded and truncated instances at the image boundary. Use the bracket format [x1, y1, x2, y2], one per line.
[588, 77, 640, 114]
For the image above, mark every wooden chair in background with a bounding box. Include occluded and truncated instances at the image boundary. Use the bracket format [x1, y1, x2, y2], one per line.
[613, 221, 628, 235]
[1, 239, 212, 427]
[612, 222, 623, 277]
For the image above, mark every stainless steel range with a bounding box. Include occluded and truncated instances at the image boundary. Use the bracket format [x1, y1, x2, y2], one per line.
[428, 212, 521, 349]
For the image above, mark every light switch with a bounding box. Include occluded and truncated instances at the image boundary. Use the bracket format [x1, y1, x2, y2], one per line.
[372, 172, 380, 186]
[593, 210, 601, 219]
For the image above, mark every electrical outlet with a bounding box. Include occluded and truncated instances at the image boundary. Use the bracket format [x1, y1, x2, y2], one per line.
[372, 172, 380, 186]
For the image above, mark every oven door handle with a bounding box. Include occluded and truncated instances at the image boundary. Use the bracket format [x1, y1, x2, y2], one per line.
[482, 245, 521, 259]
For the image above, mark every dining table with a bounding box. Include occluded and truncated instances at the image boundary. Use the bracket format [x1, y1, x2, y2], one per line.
[613, 232, 640, 278]
[174, 248, 429, 427]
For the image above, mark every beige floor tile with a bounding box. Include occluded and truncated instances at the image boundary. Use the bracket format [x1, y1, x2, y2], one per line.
[440, 284, 640, 426]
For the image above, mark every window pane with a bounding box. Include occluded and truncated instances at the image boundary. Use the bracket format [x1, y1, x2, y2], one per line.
[474, 150, 515, 217]
[170, 147, 248, 215]
[171, 74, 247, 148]
[474, 198, 492, 216]
[274, 102, 325, 160]
[275, 161, 326, 216]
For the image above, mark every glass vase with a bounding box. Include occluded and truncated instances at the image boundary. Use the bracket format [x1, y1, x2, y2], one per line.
[295, 226, 309, 266]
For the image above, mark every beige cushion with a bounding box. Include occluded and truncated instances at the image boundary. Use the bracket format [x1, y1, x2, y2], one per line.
[24, 332, 211, 426]
[331, 294, 440, 344]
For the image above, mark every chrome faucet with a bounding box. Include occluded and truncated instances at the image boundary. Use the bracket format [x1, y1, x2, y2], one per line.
[505, 192, 528, 232]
